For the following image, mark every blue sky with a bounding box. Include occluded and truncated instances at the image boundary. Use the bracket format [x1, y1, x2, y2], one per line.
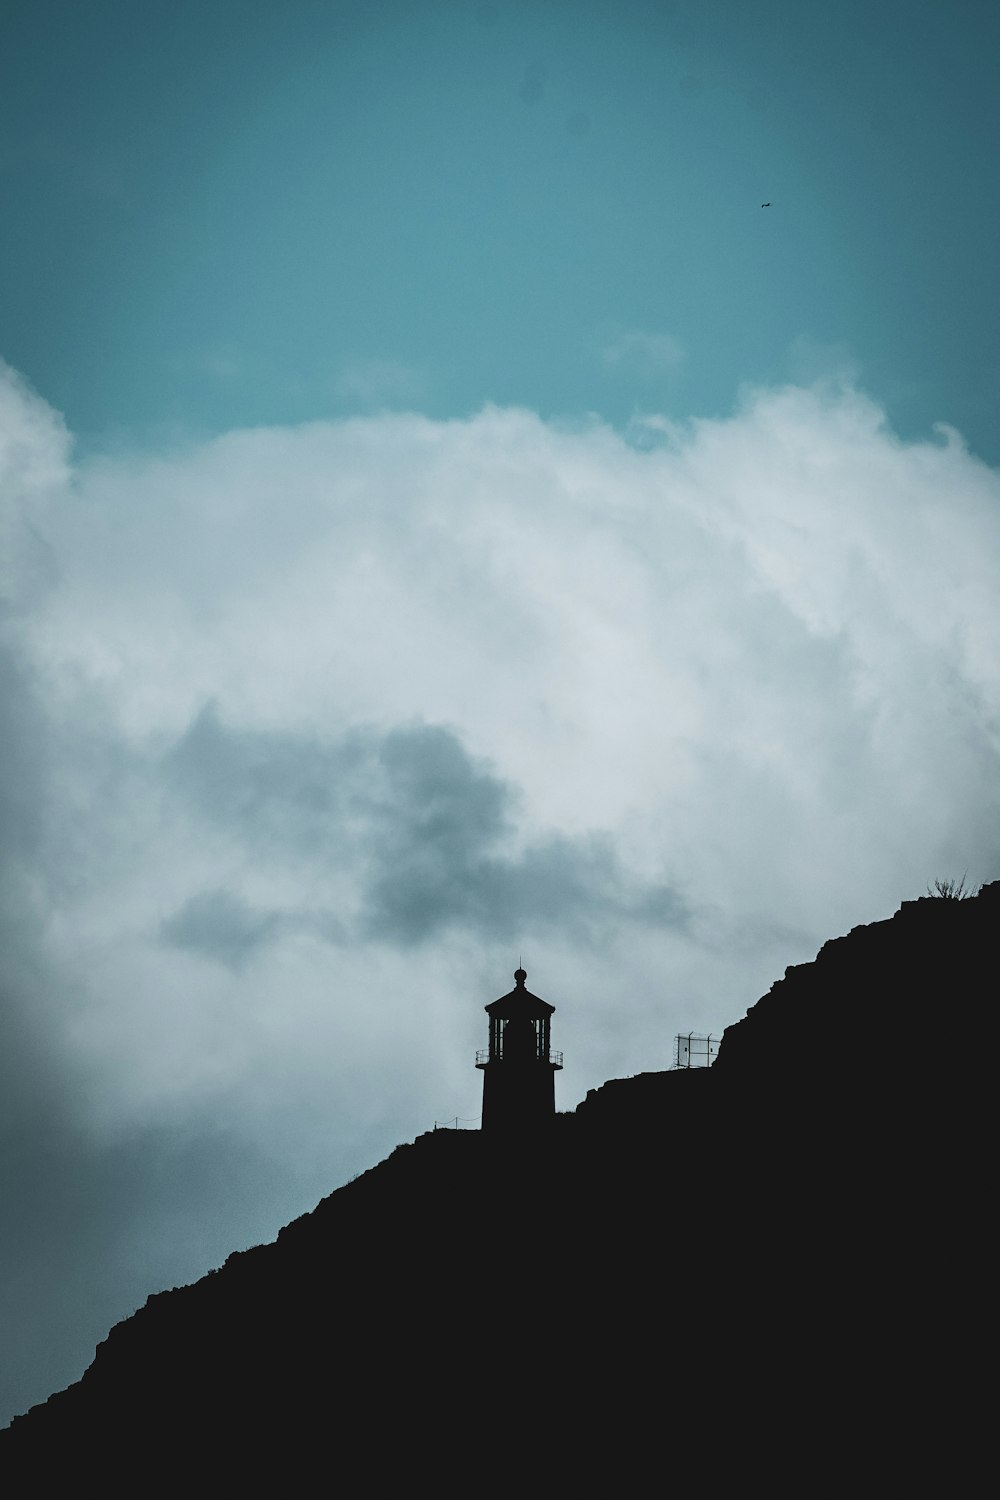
[3, 0, 1000, 1430]
[3, 0, 999, 455]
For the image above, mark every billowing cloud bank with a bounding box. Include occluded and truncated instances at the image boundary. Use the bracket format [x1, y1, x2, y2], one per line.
[2, 360, 999, 1421]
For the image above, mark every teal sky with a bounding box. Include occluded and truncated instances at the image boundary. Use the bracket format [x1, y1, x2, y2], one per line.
[3, 0, 999, 455]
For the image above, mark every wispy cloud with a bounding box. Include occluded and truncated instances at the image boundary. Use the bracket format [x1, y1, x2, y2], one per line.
[602, 327, 686, 378]
[334, 357, 428, 408]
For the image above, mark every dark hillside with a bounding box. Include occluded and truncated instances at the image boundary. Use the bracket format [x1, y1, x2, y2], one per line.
[3, 885, 994, 1490]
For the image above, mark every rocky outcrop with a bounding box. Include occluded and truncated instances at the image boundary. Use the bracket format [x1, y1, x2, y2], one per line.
[715, 881, 999, 1098]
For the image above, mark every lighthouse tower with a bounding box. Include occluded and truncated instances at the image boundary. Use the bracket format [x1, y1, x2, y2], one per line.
[476, 968, 563, 1132]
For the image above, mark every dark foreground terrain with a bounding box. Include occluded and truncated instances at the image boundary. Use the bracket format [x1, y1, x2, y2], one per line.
[3, 886, 993, 1490]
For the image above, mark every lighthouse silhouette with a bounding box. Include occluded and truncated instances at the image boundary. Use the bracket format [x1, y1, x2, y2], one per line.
[476, 967, 563, 1131]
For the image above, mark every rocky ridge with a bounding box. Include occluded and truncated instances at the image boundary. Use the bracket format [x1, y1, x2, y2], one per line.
[2, 885, 994, 1489]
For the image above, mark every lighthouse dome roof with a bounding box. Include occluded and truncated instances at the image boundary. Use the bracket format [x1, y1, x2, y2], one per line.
[484, 968, 555, 1017]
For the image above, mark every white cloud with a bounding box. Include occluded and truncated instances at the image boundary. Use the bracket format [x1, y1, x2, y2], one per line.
[3, 358, 1000, 1421]
[8, 371, 1000, 1058]
[6, 366, 1000, 1075]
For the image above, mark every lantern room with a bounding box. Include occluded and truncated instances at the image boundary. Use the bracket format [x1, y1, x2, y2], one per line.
[476, 968, 563, 1132]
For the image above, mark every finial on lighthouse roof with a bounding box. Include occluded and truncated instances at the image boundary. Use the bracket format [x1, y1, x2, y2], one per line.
[514, 965, 527, 987]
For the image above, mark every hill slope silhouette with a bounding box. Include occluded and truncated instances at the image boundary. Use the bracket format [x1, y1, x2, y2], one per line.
[2, 885, 993, 1489]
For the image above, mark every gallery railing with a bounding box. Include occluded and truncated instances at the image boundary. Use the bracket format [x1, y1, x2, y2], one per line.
[475, 1048, 563, 1066]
